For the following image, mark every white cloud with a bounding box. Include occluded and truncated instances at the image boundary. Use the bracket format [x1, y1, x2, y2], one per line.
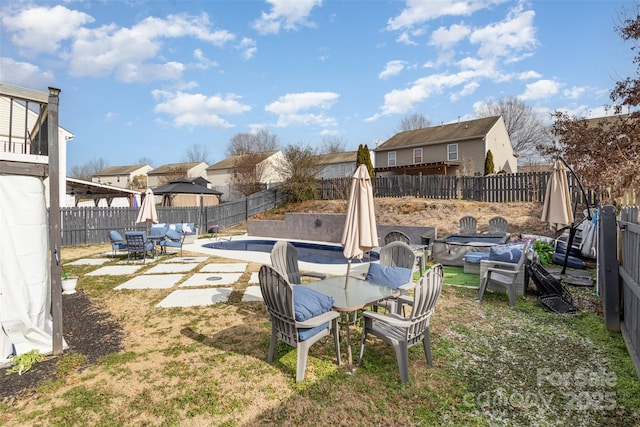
[0, 57, 54, 88]
[251, 0, 322, 35]
[519, 79, 560, 100]
[429, 23, 471, 49]
[379, 60, 407, 79]
[396, 31, 418, 46]
[469, 9, 536, 59]
[265, 92, 338, 127]
[238, 38, 257, 60]
[193, 49, 219, 70]
[387, 0, 507, 31]
[2, 5, 94, 54]
[3, 5, 240, 83]
[518, 70, 541, 80]
[563, 86, 588, 100]
[152, 90, 251, 129]
[68, 13, 235, 81]
[366, 70, 482, 120]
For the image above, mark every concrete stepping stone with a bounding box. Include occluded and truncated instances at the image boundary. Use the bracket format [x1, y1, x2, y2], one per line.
[200, 263, 247, 273]
[86, 265, 144, 276]
[66, 258, 111, 266]
[249, 272, 259, 284]
[179, 273, 242, 287]
[164, 256, 208, 263]
[241, 286, 263, 302]
[156, 288, 232, 308]
[115, 274, 184, 290]
[144, 263, 200, 274]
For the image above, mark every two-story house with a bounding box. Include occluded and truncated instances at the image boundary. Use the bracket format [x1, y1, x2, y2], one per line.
[147, 162, 208, 188]
[92, 164, 152, 189]
[315, 151, 358, 179]
[206, 150, 285, 188]
[374, 116, 515, 176]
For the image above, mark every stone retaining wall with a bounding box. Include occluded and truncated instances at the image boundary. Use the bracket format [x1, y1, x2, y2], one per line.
[247, 212, 436, 245]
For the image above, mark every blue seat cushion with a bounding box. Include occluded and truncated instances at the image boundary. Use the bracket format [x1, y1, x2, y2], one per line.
[109, 230, 124, 242]
[298, 323, 329, 341]
[292, 286, 334, 322]
[365, 263, 413, 288]
[165, 229, 182, 241]
[488, 244, 523, 264]
[161, 240, 181, 248]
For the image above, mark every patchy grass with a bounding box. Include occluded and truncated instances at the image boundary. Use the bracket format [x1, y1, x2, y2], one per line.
[1, 242, 639, 426]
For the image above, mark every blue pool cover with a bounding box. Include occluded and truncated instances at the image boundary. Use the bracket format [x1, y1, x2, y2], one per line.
[203, 239, 379, 264]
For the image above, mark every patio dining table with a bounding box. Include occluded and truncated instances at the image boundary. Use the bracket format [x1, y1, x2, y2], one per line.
[303, 275, 399, 373]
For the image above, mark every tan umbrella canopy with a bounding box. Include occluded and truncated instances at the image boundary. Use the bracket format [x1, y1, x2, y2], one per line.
[136, 188, 159, 234]
[341, 165, 378, 289]
[541, 159, 574, 232]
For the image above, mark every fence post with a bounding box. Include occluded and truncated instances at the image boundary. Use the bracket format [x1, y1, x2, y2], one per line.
[599, 203, 620, 332]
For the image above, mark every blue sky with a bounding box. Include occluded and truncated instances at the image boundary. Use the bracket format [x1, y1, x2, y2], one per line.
[1, 0, 636, 171]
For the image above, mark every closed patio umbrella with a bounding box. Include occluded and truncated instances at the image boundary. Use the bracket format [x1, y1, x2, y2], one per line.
[136, 188, 158, 234]
[541, 159, 574, 232]
[342, 164, 378, 289]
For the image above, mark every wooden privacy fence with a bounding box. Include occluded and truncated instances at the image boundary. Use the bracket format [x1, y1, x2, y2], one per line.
[61, 189, 281, 246]
[319, 171, 596, 204]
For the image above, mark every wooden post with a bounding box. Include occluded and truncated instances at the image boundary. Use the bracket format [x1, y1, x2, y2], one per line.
[599, 204, 620, 332]
[47, 87, 64, 354]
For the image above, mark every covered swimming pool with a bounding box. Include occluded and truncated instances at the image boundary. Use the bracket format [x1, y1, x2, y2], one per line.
[203, 239, 380, 265]
[431, 233, 510, 267]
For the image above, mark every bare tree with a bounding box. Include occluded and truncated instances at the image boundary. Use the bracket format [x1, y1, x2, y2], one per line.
[476, 97, 550, 160]
[226, 129, 279, 156]
[275, 144, 324, 202]
[320, 135, 346, 154]
[182, 144, 210, 164]
[397, 113, 431, 132]
[68, 158, 108, 181]
[137, 157, 154, 167]
[230, 153, 268, 196]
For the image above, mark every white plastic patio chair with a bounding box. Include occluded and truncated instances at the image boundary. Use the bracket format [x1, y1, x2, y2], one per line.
[476, 242, 529, 307]
[258, 264, 341, 382]
[270, 240, 326, 284]
[358, 263, 444, 383]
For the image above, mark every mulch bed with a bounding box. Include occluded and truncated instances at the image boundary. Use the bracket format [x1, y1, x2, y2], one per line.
[0, 291, 125, 403]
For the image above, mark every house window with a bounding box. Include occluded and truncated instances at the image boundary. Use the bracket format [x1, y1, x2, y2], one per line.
[413, 148, 423, 164]
[388, 152, 396, 167]
[448, 144, 459, 161]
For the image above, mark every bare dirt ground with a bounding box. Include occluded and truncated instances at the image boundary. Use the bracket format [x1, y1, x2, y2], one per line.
[255, 197, 555, 238]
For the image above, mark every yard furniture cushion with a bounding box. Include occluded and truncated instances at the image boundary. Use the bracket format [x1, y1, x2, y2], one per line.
[292, 285, 334, 322]
[488, 244, 523, 264]
[365, 263, 413, 289]
[165, 229, 182, 241]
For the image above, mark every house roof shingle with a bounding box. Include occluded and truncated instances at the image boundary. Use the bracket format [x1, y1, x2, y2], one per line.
[94, 165, 149, 176]
[148, 162, 204, 175]
[206, 151, 278, 171]
[315, 151, 357, 165]
[376, 116, 502, 151]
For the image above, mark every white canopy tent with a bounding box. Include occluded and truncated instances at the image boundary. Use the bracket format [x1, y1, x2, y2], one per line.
[0, 175, 65, 366]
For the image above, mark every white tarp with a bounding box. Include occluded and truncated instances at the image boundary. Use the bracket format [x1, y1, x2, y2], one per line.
[0, 175, 58, 366]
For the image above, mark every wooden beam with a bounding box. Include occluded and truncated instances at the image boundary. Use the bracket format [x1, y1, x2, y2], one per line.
[0, 161, 48, 177]
[0, 83, 49, 103]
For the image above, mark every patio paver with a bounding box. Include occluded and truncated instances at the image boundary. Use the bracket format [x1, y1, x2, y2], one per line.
[144, 263, 200, 274]
[163, 256, 208, 263]
[179, 273, 242, 287]
[200, 263, 247, 273]
[248, 272, 259, 284]
[156, 288, 233, 308]
[241, 286, 263, 302]
[86, 265, 144, 276]
[115, 274, 185, 290]
[66, 258, 111, 266]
